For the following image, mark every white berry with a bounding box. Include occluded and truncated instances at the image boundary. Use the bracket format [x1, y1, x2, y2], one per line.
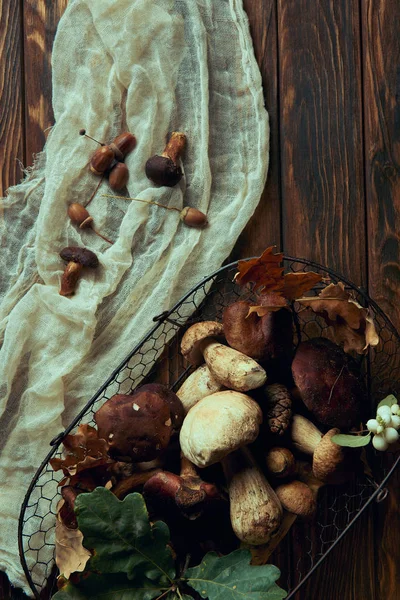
[384, 427, 399, 445]
[377, 425, 384, 434]
[366, 419, 379, 434]
[372, 434, 389, 451]
[390, 415, 400, 430]
[377, 406, 392, 425]
[391, 404, 400, 415]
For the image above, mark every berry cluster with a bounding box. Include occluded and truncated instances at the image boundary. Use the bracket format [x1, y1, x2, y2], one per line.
[367, 404, 400, 451]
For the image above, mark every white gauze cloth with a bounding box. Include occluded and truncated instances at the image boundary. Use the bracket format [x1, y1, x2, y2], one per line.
[0, 0, 268, 594]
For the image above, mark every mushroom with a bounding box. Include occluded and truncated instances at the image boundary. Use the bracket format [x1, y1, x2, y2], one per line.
[145, 132, 186, 187]
[176, 364, 224, 413]
[111, 468, 162, 500]
[179, 390, 263, 468]
[181, 321, 267, 392]
[136, 383, 184, 433]
[291, 338, 365, 428]
[59, 246, 99, 296]
[274, 480, 316, 519]
[265, 447, 296, 478]
[143, 456, 223, 520]
[222, 447, 283, 545]
[290, 414, 347, 484]
[94, 385, 183, 462]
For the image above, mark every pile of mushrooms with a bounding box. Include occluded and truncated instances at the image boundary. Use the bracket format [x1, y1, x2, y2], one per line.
[54, 301, 365, 570]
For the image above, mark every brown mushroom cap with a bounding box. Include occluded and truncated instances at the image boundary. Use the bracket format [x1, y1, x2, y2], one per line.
[265, 447, 296, 478]
[94, 391, 172, 462]
[275, 480, 316, 518]
[60, 247, 99, 268]
[136, 383, 184, 433]
[145, 155, 182, 187]
[313, 428, 346, 483]
[181, 321, 224, 366]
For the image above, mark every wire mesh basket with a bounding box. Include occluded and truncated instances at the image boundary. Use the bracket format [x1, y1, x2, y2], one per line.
[19, 256, 400, 599]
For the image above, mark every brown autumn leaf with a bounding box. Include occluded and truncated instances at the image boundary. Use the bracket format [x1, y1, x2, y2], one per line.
[235, 246, 284, 293]
[235, 247, 323, 314]
[55, 507, 91, 578]
[297, 282, 380, 354]
[50, 424, 112, 486]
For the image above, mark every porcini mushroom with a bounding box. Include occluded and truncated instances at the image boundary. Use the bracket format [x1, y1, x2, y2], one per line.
[59, 246, 99, 296]
[292, 338, 365, 428]
[176, 364, 224, 413]
[143, 455, 223, 520]
[181, 321, 267, 392]
[290, 414, 347, 484]
[94, 385, 183, 462]
[265, 447, 296, 478]
[179, 390, 263, 468]
[222, 447, 283, 545]
[145, 132, 186, 187]
[275, 480, 316, 519]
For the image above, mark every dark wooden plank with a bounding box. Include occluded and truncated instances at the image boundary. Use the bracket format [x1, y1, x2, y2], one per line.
[231, 0, 281, 261]
[278, 0, 366, 286]
[23, 0, 68, 162]
[362, 2, 400, 598]
[0, 0, 25, 195]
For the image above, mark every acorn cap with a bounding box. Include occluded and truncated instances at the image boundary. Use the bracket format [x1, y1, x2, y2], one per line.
[181, 321, 225, 366]
[60, 247, 99, 268]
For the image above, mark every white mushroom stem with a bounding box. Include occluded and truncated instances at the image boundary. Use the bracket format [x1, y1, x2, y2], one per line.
[222, 447, 283, 546]
[291, 414, 323, 454]
[200, 340, 267, 392]
[177, 365, 224, 413]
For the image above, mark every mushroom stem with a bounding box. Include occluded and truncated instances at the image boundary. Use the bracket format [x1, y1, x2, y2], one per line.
[60, 262, 83, 296]
[291, 414, 323, 455]
[112, 468, 162, 500]
[180, 456, 198, 478]
[162, 132, 186, 162]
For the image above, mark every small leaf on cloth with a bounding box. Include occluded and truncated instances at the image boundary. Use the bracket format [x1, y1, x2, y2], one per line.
[75, 488, 175, 584]
[331, 433, 371, 447]
[185, 549, 287, 599]
[235, 247, 284, 293]
[52, 572, 171, 600]
[377, 394, 398, 409]
[50, 424, 111, 481]
[297, 282, 380, 354]
[55, 517, 91, 579]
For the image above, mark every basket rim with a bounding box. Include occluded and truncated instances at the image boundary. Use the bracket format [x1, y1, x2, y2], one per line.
[18, 255, 400, 599]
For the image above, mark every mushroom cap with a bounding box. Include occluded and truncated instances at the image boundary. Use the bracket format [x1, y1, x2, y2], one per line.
[181, 321, 224, 366]
[275, 480, 316, 518]
[94, 392, 172, 462]
[313, 428, 346, 483]
[291, 338, 364, 428]
[179, 390, 263, 468]
[145, 155, 182, 187]
[265, 447, 296, 478]
[137, 383, 184, 433]
[60, 247, 99, 268]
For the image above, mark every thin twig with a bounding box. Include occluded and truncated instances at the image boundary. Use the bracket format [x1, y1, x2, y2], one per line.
[85, 175, 104, 207]
[102, 193, 181, 213]
[92, 228, 114, 245]
[327, 365, 345, 405]
[155, 588, 172, 600]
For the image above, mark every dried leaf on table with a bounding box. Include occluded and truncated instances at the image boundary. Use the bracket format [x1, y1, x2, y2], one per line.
[282, 271, 324, 300]
[297, 282, 380, 354]
[55, 510, 91, 579]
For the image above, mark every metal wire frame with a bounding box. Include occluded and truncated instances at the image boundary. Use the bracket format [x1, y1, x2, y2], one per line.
[18, 256, 400, 599]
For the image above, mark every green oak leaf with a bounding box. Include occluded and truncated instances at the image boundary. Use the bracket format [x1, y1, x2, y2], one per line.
[52, 572, 171, 600]
[377, 394, 397, 409]
[331, 433, 371, 447]
[185, 549, 287, 599]
[75, 488, 175, 584]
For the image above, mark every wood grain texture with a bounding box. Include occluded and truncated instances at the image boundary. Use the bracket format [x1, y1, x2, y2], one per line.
[0, 0, 25, 195]
[363, 0, 400, 333]
[278, 0, 366, 285]
[362, 2, 400, 599]
[230, 0, 281, 261]
[23, 0, 68, 163]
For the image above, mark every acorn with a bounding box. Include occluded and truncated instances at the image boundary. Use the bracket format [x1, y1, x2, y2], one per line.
[68, 203, 113, 244]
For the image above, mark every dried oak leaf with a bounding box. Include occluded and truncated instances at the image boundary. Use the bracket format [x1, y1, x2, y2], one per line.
[55, 508, 91, 579]
[235, 247, 322, 316]
[50, 424, 112, 486]
[298, 282, 380, 354]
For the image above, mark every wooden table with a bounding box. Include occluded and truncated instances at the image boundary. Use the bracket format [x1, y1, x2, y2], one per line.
[1, 1, 399, 598]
